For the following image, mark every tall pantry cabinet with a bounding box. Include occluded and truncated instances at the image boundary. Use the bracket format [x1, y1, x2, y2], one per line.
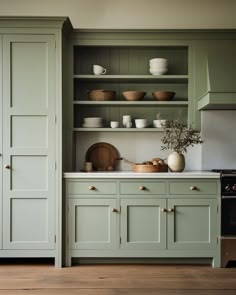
[0, 17, 71, 267]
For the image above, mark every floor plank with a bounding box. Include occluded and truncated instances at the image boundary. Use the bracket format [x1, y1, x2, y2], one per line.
[0, 264, 235, 294]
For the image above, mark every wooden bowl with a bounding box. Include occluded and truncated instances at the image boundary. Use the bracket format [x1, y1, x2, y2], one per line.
[132, 164, 158, 173]
[123, 91, 146, 101]
[152, 91, 175, 101]
[88, 90, 116, 101]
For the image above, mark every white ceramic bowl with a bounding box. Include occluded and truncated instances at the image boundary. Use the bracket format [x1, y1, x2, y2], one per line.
[149, 58, 168, 64]
[110, 121, 119, 128]
[135, 119, 148, 128]
[149, 68, 168, 75]
[83, 117, 103, 123]
[153, 119, 167, 128]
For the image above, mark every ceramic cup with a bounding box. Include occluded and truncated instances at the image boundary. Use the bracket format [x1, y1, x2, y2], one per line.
[110, 121, 119, 128]
[126, 121, 132, 128]
[93, 64, 107, 75]
[122, 115, 132, 127]
[84, 162, 93, 172]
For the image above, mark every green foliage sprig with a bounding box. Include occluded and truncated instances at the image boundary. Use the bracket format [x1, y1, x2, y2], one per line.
[161, 118, 203, 154]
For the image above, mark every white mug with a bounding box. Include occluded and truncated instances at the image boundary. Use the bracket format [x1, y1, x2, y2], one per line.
[122, 115, 131, 127]
[93, 64, 106, 75]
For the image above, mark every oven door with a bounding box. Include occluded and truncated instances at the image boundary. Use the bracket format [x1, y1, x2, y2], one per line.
[222, 196, 236, 236]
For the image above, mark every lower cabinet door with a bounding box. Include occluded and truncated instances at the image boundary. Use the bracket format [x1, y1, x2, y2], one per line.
[68, 198, 117, 250]
[120, 198, 167, 250]
[167, 199, 217, 250]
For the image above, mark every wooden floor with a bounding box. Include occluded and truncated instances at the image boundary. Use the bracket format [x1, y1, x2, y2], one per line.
[0, 262, 236, 295]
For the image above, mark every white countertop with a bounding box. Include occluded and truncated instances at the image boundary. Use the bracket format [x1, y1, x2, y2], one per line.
[63, 171, 220, 179]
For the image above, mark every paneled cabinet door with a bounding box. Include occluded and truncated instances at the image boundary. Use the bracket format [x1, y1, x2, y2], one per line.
[2, 34, 56, 250]
[68, 198, 117, 250]
[120, 199, 167, 250]
[0, 35, 2, 250]
[167, 199, 217, 250]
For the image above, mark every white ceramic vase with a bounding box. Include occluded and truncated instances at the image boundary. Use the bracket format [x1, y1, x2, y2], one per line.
[168, 151, 185, 172]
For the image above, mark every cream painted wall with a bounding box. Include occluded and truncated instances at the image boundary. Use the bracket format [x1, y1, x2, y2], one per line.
[0, 0, 235, 29]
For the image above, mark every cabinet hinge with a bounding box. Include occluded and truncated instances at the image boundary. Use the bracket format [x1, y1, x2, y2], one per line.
[217, 205, 219, 213]
[120, 237, 121, 244]
[55, 41, 56, 49]
[55, 162, 57, 170]
[54, 115, 57, 123]
[120, 206, 121, 213]
[54, 235, 56, 244]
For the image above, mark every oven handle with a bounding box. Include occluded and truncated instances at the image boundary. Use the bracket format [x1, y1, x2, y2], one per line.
[222, 195, 236, 199]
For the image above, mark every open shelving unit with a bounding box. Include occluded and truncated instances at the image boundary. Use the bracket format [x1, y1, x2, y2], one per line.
[71, 38, 189, 170]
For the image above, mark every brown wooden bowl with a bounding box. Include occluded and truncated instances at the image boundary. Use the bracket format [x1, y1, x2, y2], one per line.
[132, 164, 158, 173]
[152, 91, 175, 101]
[88, 90, 116, 101]
[123, 91, 146, 101]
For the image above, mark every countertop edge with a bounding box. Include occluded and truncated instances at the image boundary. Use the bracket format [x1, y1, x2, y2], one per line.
[63, 171, 221, 179]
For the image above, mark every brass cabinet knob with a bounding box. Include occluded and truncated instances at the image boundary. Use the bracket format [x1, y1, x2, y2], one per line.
[4, 165, 11, 169]
[190, 186, 198, 190]
[161, 208, 167, 213]
[168, 208, 174, 213]
[139, 186, 146, 190]
[112, 208, 118, 213]
[88, 186, 96, 190]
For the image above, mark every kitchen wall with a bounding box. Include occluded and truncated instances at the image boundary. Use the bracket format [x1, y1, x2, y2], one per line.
[0, 0, 236, 29]
[76, 133, 202, 171]
[1, 0, 235, 171]
[201, 111, 236, 170]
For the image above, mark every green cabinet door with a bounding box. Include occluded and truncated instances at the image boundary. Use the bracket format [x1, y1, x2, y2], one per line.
[120, 198, 166, 250]
[2, 34, 56, 250]
[167, 199, 217, 250]
[68, 198, 117, 250]
[0, 35, 2, 250]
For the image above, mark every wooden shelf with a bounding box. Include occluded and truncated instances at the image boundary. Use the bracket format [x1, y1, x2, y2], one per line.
[73, 100, 188, 107]
[73, 74, 188, 83]
[73, 127, 164, 132]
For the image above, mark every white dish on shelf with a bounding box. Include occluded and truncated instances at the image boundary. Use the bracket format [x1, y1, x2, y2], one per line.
[82, 123, 104, 128]
[135, 119, 148, 128]
[153, 119, 167, 128]
[83, 117, 103, 123]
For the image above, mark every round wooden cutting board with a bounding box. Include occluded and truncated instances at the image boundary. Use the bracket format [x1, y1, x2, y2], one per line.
[85, 142, 120, 171]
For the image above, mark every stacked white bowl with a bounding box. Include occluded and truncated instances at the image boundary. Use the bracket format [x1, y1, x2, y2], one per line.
[149, 58, 168, 75]
[82, 117, 103, 128]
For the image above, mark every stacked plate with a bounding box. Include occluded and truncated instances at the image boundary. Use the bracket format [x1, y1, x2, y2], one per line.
[149, 58, 168, 75]
[82, 117, 103, 128]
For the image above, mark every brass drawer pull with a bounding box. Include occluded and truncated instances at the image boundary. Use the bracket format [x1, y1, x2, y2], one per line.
[4, 165, 11, 169]
[88, 186, 96, 190]
[112, 208, 118, 213]
[139, 186, 146, 190]
[168, 208, 174, 213]
[190, 186, 198, 190]
[161, 208, 167, 213]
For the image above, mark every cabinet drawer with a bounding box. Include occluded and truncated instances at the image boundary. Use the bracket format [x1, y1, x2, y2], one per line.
[66, 181, 117, 195]
[120, 181, 166, 195]
[169, 181, 217, 195]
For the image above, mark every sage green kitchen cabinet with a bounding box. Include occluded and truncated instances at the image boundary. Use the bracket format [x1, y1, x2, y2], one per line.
[65, 178, 220, 268]
[167, 199, 217, 250]
[120, 198, 166, 250]
[2, 34, 56, 252]
[0, 17, 71, 267]
[70, 31, 191, 171]
[0, 35, 2, 250]
[68, 198, 117, 250]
